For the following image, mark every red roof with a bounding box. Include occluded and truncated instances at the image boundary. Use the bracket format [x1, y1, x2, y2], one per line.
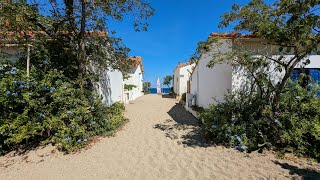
[0, 31, 107, 43]
[209, 32, 256, 39]
[174, 62, 192, 71]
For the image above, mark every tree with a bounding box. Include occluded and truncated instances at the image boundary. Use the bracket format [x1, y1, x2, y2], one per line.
[187, 0, 320, 160]
[143, 82, 151, 92]
[204, 0, 320, 111]
[0, 0, 154, 78]
[0, 0, 154, 153]
[163, 75, 173, 88]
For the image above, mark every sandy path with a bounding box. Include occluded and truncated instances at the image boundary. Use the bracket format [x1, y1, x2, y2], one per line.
[0, 94, 319, 180]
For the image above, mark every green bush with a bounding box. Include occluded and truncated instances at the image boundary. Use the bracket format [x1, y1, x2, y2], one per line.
[124, 84, 136, 91]
[0, 64, 126, 154]
[201, 81, 320, 160]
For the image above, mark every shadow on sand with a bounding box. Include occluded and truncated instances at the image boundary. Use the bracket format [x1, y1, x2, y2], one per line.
[153, 103, 208, 147]
[1, 140, 43, 157]
[272, 161, 320, 179]
[161, 94, 176, 99]
[153, 104, 320, 178]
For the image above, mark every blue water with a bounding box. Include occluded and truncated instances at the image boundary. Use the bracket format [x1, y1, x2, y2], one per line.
[149, 88, 170, 94]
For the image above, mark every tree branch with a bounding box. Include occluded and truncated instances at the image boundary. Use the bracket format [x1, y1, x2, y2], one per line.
[262, 55, 287, 67]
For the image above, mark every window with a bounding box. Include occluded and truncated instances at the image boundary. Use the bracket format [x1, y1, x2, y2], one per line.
[290, 68, 320, 95]
[309, 69, 320, 84]
[290, 68, 320, 85]
[290, 69, 309, 88]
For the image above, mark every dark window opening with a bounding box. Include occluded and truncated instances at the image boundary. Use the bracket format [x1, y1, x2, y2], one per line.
[290, 68, 320, 96]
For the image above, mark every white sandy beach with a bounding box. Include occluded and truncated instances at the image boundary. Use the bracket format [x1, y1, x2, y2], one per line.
[0, 94, 319, 180]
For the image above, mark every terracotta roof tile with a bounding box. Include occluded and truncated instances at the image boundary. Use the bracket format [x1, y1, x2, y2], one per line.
[174, 62, 191, 71]
[209, 32, 256, 39]
[0, 31, 107, 43]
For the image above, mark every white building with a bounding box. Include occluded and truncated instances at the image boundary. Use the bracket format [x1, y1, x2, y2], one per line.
[186, 33, 320, 110]
[173, 62, 195, 96]
[124, 56, 144, 103]
[96, 68, 125, 106]
[0, 45, 25, 62]
[0, 33, 128, 106]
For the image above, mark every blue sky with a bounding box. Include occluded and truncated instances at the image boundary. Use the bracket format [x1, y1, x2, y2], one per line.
[110, 0, 250, 87]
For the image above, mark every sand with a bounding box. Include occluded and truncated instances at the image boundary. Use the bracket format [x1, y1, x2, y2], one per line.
[0, 94, 319, 180]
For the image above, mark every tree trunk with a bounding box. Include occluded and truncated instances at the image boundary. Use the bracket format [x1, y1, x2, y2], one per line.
[272, 56, 302, 111]
[78, 0, 86, 77]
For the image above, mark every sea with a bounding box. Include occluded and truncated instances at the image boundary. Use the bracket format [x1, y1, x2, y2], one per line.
[149, 88, 170, 94]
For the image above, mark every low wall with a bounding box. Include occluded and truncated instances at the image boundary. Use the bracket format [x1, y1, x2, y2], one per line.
[184, 93, 200, 120]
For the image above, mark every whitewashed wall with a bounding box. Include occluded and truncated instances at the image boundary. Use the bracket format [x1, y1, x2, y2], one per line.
[231, 47, 320, 93]
[124, 65, 144, 102]
[178, 64, 195, 95]
[0, 45, 126, 107]
[190, 65, 199, 105]
[89, 62, 125, 106]
[296, 55, 320, 68]
[96, 69, 124, 106]
[189, 39, 233, 109]
[232, 40, 320, 89]
[173, 64, 195, 96]
[0, 46, 24, 62]
[188, 38, 320, 111]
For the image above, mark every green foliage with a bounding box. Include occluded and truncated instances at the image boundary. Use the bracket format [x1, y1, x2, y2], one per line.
[219, 0, 320, 51]
[0, 0, 153, 154]
[191, 105, 205, 113]
[169, 87, 175, 96]
[143, 82, 151, 93]
[163, 75, 173, 88]
[0, 64, 126, 154]
[217, 0, 320, 110]
[124, 84, 137, 91]
[0, 0, 153, 77]
[201, 80, 320, 160]
[195, 0, 320, 160]
[187, 0, 320, 114]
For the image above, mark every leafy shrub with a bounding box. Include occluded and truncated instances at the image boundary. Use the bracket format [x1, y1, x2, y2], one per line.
[201, 81, 320, 160]
[0, 64, 126, 154]
[124, 84, 137, 91]
[169, 87, 176, 96]
[191, 105, 205, 113]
